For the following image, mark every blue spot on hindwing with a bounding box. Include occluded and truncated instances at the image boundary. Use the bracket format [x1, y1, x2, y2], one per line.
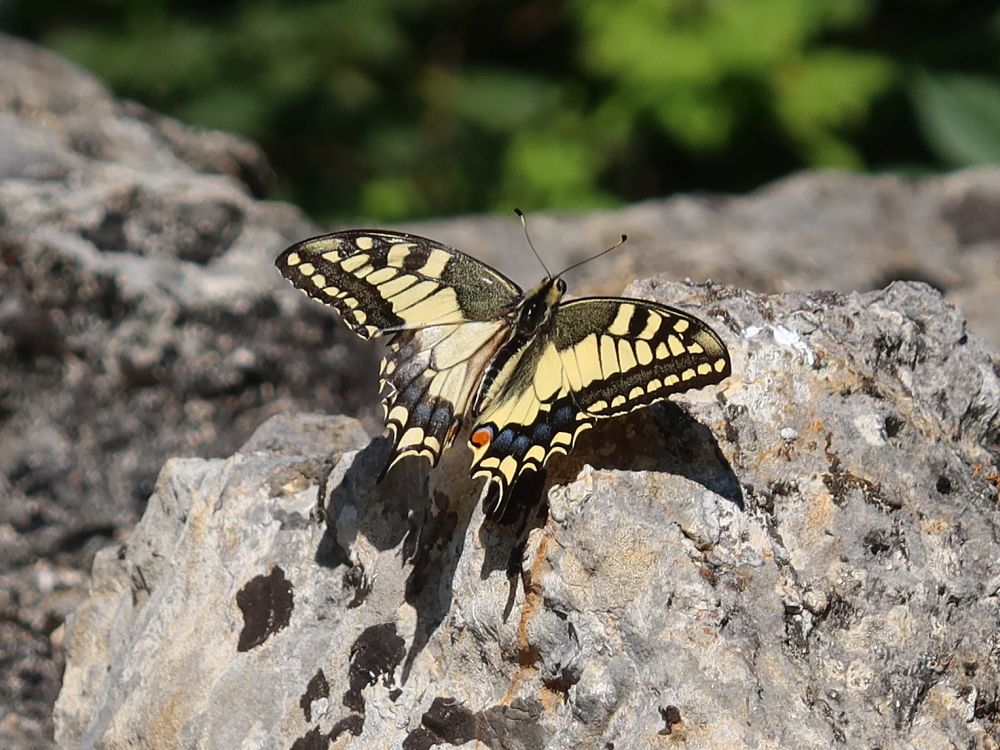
[429, 405, 452, 432]
[554, 401, 574, 427]
[511, 435, 531, 459]
[412, 402, 432, 424]
[402, 382, 424, 405]
[532, 422, 552, 444]
[493, 428, 515, 453]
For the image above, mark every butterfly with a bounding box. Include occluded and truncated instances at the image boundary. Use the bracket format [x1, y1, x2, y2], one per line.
[276, 220, 731, 518]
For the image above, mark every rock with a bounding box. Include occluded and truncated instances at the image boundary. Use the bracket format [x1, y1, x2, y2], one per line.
[0, 32, 368, 745]
[54, 281, 1000, 748]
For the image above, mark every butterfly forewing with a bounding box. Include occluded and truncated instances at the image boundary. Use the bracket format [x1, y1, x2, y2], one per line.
[275, 230, 522, 339]
[553, 298, 731, 417]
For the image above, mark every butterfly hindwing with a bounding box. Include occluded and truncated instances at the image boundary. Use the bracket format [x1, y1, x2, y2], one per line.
[379, 320, 510, 472]
[275, 230, 521, 339]
[467, 335, 595, 517]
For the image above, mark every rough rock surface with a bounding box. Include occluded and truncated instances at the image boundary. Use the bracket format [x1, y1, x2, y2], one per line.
[55, 281, 1000, 748]
[3, 31, 1000, 747]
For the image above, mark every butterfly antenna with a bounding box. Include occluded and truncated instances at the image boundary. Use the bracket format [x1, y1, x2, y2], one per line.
[514, 208, 553, 279]
[556, 233, 628, 278]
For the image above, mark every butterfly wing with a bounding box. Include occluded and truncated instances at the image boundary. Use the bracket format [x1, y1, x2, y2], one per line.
[553, 297, 731, 418]
[276, 230, 522, 470]
[468, 297, 730, 516]
[379, 320, 511, 472]
[276, 230, 522, 338]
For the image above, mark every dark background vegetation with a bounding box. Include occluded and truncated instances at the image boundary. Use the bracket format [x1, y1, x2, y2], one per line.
[4, 0, 1000, 222]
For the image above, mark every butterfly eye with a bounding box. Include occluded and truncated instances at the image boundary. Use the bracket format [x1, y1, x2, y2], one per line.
[556, 278, 567, 294]
[521, 299, 544, 328]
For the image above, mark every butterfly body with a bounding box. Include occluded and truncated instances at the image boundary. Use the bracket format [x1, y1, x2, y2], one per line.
[277, 229, 731, 517]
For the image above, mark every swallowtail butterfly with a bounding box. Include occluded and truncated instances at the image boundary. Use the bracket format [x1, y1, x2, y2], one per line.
[277, 223, 731, 518]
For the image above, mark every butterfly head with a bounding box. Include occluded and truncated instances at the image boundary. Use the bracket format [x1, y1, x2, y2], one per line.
[518, 276, 566, 334]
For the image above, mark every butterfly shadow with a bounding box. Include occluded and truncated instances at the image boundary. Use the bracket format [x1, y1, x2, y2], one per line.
[313, 434, 484, 683]
[312, 399, 740, 684]
[475, 399, 743, 583]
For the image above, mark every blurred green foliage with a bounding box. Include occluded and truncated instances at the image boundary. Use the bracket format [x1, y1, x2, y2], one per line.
[5, 0, 1000, 221]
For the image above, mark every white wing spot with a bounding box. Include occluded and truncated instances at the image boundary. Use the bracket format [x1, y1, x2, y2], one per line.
[673, 318, 690, 333]
[525, 445, 546, 464]
[600, 336, 619, 377]
[617, 340, 637, 372]
[355, 236, 374, 250]
[298, 262, 315, 276]
[639, 312, 662, 340]
[420, 250, 450, 278]
[378, 275, 418, 297]
[366, 267, 396, 285]
[286, 252, 301, 266]
[387, 243, 413, 265]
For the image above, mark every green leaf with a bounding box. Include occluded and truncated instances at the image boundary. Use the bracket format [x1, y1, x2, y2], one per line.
[911, 70, 1000, 167]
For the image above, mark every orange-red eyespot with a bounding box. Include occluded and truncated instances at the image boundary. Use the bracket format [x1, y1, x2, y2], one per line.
[470, 425, 495, 448]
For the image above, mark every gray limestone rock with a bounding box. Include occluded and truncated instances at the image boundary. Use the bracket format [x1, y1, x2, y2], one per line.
[54, 281, 1000, 748]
